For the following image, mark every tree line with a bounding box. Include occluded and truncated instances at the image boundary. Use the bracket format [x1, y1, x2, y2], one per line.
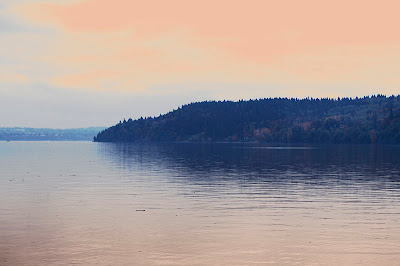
[94, 95, 400, 144]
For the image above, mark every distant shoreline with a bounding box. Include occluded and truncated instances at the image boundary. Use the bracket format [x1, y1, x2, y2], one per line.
[2, 139, 93, 142]
[0, 127, 105, 142]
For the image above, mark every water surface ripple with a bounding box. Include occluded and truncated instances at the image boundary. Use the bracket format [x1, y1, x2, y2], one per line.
[1, 142, 400, 265]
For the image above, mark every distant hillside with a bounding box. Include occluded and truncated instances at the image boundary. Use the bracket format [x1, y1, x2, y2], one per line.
[94, 95, 400, 144]
[0, 127, 106, 141]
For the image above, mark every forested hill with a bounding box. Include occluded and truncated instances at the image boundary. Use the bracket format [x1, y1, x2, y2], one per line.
[94, 95, 400, 144]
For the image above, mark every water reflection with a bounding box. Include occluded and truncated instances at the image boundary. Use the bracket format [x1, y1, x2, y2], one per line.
[1, 142, 400, 265]
[97, 142, 400, 186]
[95, 143, 400, 264]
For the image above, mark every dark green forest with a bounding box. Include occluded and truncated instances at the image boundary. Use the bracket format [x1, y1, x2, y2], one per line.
[94, 95, 400, 144]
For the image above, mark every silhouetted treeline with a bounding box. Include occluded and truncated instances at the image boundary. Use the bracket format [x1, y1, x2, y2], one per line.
[94, 95, 400, 144]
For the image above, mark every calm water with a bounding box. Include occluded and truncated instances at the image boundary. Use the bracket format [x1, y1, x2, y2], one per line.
[1, 142, 400, 265]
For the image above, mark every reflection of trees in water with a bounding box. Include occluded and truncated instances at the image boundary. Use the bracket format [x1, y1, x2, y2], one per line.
[96, 143, 400, 187]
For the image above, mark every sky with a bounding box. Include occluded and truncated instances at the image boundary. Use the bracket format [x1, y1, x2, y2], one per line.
[1, 0, 400, 128]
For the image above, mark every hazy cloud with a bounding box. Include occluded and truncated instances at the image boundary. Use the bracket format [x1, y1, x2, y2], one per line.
[0, 82, 214, 128]
[1, 0, 400, 128]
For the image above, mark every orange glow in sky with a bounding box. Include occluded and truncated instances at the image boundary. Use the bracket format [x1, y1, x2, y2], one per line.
[1, 0, 400, 127]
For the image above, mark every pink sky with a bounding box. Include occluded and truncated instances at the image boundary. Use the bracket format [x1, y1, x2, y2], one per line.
[1, 0, 400, 127]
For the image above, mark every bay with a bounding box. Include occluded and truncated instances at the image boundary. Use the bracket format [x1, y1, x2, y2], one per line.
[1, 142, 400, 265]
